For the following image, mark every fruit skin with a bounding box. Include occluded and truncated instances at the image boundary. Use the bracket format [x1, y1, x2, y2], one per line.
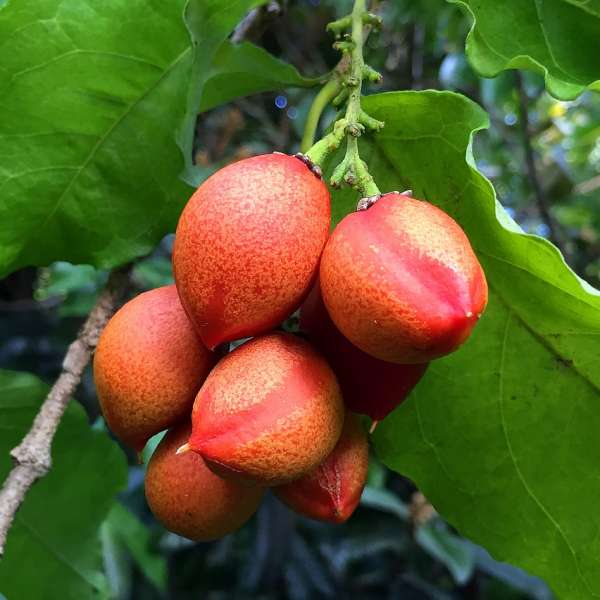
[145, 423, 264, 541]
[300, 283, 428, 421]
[274, 413, 369, 523]
[172, 153, 331, 350]
[188, 332, 344, 486]
[94, 285, 215, 452]
[320, 193, 488, 364]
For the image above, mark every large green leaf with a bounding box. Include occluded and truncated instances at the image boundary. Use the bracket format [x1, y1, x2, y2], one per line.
[0, 0, 193, 278]
[200, 40, 320, 113]
[0, 370, 127, 599]
[328, 91, 600, 599]
[0, 0, 317, 277]
[452, 0, 600, 99]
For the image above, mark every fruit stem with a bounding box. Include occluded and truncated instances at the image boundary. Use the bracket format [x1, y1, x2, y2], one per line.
[305, 0, 383, 197]
[300, 78, 342, 153]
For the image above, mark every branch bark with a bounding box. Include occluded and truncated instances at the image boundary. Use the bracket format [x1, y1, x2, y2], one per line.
[0, 266, 131, 557]
[514, 71, 571, 261]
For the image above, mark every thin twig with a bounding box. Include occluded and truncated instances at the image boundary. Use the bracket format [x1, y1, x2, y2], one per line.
[231, 1, 281, 44]
[0, 266, 131, 557]
[514, 71, 570, 260]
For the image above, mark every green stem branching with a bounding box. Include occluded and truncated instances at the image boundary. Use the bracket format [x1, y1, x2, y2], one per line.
[304, 0, 383, 197]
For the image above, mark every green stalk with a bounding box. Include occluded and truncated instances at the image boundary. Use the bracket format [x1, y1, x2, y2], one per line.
[300, 79, 341, 154]
[304, 0, 383, 198]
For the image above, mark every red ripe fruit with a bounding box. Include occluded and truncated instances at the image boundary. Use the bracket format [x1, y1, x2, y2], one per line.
[172, 153, 330, 350]
[187, 332, 344, 486]
[300, 283, 428, 422]
[275, 413, 369, 523]
[320, 193, 488, 364]
[94, 286, 215, 451]
[145, 423, 264, 541]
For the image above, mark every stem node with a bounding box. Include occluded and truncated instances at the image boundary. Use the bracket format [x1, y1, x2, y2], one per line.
[304, 0, 383, 198]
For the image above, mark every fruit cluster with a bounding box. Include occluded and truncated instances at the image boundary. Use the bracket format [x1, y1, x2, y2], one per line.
[94, 153, 487, 541]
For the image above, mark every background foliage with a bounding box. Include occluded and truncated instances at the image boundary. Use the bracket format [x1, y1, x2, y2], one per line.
[1, 0, 599, 598]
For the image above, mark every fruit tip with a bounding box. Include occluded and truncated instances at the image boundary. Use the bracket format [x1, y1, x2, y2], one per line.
[176, 442, 191, 455]
[330, 499, 351, 524]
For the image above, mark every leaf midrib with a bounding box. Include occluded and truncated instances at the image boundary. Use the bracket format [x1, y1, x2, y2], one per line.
[21, 45, 191, 254]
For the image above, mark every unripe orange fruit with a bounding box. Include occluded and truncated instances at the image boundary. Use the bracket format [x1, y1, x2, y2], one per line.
[187, 332, 344, 486]
[275, 413, 369, 523]
[172, 153, 331, 350]
[145, 423, 264, 541]
[94, 285, 215, 451]
[300, 283, 428, 422]
[320, 193, 488, 364]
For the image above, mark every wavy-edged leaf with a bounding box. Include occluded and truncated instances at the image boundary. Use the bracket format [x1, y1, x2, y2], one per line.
[0, 370, 127, 599]
[451, 0, 600, 99]
[327, 91, 600, 599]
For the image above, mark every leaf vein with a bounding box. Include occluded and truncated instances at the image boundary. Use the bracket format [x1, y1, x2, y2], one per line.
[498, 309, 598, 597]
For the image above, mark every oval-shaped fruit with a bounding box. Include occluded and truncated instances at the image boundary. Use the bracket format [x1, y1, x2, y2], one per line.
[188, 332, 344, 485]
[300, 283, 428, 422]
[173, 153, 331, 349]
[275, 413, 369, 523]
[145, 423, 264, 541]
[320, 193, 488, 363]
[94, 285, 215, 452]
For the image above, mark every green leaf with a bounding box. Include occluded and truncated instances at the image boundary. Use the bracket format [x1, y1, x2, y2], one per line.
[451, 0, 600, 99]
[178, 0, 268, 184]
[330, 91, 600, 599]
[0, 0, 193, 278]
[200, 40, 320, 113]
[35, 262, 107, 317]
[415, 522, 475, 585]
[0, 370, 127, 599]
[101, 503, 167, 592]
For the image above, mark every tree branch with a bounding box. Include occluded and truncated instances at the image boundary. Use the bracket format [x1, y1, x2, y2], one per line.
[0, 266, 131, 557]
[514, 71, 571, 261]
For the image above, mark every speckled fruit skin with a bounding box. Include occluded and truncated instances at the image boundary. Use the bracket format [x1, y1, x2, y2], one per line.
[145, 423, 264, 541]
[320, 193, 488, 364]
[300, 283, 428, 421]
[172, 153, 331, 350]
[94, 285, 215, 452]
[275, 413, 369, 523]
[188, 332, 344, 486]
